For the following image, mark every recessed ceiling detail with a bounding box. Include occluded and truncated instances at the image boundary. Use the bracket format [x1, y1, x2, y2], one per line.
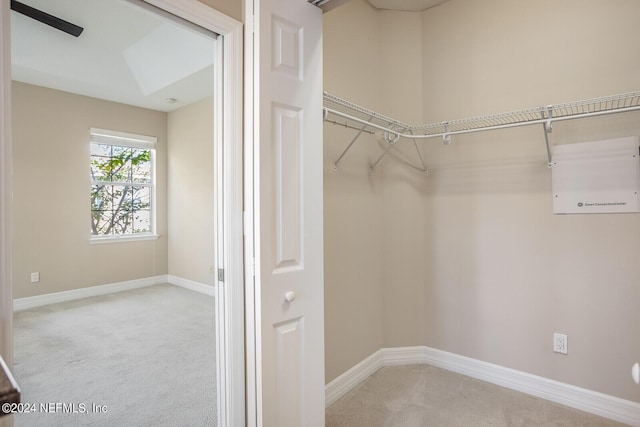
[10, 0, 216, 112]
[123, 22, 214, 96]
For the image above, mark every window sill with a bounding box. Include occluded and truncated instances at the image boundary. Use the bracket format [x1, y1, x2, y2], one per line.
[89, 234, 159, 245]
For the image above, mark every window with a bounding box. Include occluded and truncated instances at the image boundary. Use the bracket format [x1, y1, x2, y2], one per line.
[90, 128, 157, 242]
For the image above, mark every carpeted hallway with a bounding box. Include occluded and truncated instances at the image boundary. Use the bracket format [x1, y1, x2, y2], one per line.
[326, 365, 628, 427]
[12, 284, 216, 427]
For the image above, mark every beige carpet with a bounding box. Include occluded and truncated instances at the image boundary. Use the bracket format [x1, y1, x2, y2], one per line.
[13, 284, 216, 427]
[326, 365, 628, 427]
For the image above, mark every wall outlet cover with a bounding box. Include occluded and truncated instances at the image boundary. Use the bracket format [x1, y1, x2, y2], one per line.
[553, 333, 568, 354]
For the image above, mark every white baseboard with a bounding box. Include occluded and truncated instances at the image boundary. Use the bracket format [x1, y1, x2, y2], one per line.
[167, 275, 215, 297]
[13, 275, 215, 311]
[325, 350, 384, 407]
[13, 275, 167, 311]
[326, 346, 640, 426]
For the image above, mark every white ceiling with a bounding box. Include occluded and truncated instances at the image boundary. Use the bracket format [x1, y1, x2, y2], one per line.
[10, 0, 216, 112]
[367, 0, 450, 11]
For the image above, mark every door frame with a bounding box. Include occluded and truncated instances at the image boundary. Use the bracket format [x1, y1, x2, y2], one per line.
[0, 0, 13, 381]
[0, 1, 245, 426]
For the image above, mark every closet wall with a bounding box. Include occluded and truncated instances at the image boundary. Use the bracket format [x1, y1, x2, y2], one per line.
[324, 0, 640, 403]
[323, 0, 385, 382]
[324, 0, 428, 382]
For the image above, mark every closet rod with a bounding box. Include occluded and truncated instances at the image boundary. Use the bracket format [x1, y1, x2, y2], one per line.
[324, 117, 377, 134]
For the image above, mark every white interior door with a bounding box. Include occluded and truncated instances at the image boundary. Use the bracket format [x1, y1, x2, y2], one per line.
[245, 0, 324, 425]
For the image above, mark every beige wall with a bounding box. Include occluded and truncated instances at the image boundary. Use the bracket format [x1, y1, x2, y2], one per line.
[323, 0, 430, 383]
[324, 0, 640, 402]
[377, 10, 428, 350]
[198, 0, 242, 22]
[323, 0, 385, 383]
[167, 97, 215, 286]
[419, 0, 640, 403]
[12, 82, 168, 298]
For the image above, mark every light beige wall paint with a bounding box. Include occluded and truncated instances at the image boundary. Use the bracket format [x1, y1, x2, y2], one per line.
[376, 10, 430, 349]
[421, 0, 640, 120]
[323, 0, 386, 383]
[325, 0, 640, 403]
[419, 0, 640, 402]
[198, 0, 242, 22]
[167, 97, 215, 286]
[12, 82, 168, 299]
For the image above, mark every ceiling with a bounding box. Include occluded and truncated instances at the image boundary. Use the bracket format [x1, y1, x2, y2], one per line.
[10, 0, 216, 112]
[367, 0, 450, 11]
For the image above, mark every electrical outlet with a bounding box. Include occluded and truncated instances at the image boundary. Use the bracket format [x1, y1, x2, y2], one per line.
[553, 333, 568, 354]
[30, 272, 40, 283]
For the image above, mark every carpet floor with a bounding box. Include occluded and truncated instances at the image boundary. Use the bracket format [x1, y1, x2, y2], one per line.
[12, 284, 216, 427]
[326, 364, 628, 427]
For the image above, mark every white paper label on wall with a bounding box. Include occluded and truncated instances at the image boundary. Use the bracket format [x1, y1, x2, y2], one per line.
[551, 136, 640, 214]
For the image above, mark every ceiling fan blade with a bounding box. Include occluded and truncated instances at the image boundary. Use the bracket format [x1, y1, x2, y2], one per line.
[10, 0, 84, 37]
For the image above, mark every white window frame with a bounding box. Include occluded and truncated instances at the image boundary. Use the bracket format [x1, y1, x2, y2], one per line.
[89, 127, 158, 243]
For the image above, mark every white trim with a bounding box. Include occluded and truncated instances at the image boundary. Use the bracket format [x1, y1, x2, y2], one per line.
[167, 275, 215, 297]
[13, 276, 215, 312]
[0, 0, 13, 372]
[413, 346, 640, 427]
[89, 234, 159, 244]
[325, 351, 384, 407]
[242, 0, 257, 424]
[90, 127, 157, 149]
[326, 346, 640, 426]
[381, 346, 429, 366]
[13, 275, 167, 311]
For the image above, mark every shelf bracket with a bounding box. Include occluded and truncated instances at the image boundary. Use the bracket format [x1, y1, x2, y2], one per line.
[442, 123, 452, 145]
[542, 106, 553, 168]
[369, 129, 400, 172]
[408, 129, 429, 175]
[332, 116, 374, 171]
[383, 130, 400, 145]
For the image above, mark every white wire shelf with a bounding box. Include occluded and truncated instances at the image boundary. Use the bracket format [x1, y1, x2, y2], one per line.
[412, 91, 640, 135]
[323, 90, 640, 171]
[323, 92, 412, 132]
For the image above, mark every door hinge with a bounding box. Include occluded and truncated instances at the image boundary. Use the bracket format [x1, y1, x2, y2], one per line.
[218, 268, 225, 282]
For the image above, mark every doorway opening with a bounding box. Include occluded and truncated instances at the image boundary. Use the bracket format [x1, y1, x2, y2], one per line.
[0, 0, 244, 425]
